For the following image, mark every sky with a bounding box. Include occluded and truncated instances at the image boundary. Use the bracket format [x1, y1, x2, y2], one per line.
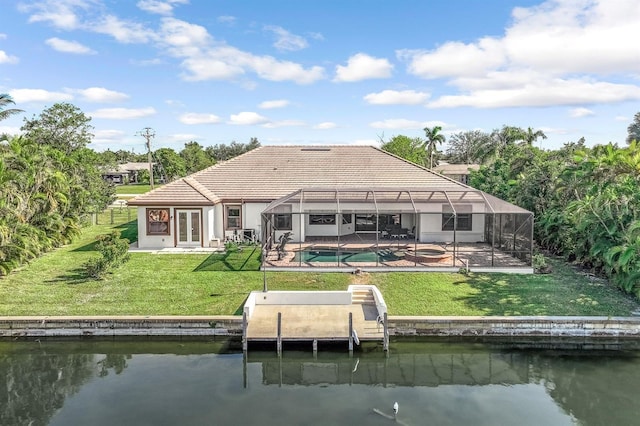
[1, 0, 639, 154]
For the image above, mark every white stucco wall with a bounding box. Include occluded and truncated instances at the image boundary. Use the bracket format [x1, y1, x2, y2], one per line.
[135, 206, 215, 249]
[177, 200, 490, 247]
[243, 203, 268, 241]
[136, 207, 174, 249]
[419, 204, 486, 243]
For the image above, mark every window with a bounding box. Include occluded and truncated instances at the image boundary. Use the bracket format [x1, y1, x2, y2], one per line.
[273, 204, 292, 230]
[309, 214, 336, 225]
[442, 205, 473, 231]
[226, 205, 241, 229]
[341, 214, 352, 224]
[275, 214, 292, 230]
[147, 208, 170, 235]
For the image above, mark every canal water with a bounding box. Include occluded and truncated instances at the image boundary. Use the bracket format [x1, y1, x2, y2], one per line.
[1, 338, 639, 426]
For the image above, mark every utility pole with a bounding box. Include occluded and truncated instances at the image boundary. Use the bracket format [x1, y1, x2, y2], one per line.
[138, 127, 155, 189]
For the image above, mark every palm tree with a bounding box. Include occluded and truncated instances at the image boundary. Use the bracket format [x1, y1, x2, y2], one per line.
[0, 94, 23, 122]
[423, 125, 446, 169]
[524, 127, 547, 146]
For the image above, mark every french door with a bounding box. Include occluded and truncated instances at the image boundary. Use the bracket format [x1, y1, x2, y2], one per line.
[176, 210, 201, 246]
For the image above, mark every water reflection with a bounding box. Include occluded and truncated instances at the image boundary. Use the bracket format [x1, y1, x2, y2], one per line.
[0, 339, 638, 426]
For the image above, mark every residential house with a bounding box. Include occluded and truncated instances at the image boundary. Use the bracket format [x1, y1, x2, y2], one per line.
[128, 146, 533, 270]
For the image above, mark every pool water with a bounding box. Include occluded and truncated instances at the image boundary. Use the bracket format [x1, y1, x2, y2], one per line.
[293, 249, 400, 263]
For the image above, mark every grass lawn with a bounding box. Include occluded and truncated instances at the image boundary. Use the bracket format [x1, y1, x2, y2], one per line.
[115, 184, 159, 195]
[1, 216, 638, 317]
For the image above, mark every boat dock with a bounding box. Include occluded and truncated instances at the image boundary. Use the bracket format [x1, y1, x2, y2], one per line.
[242, 285, 389, 353]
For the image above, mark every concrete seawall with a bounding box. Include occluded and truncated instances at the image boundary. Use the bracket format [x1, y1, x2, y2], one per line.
[2, 316, 639, 339]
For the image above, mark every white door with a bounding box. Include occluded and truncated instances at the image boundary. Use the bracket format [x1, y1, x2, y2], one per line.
[177, 210, 201, 246]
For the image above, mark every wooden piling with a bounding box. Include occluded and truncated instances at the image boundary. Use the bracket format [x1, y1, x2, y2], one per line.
[276, 312, 282, 355]
[383, 312, 389, 351]
[242, 311, 248, 352]
[348, 312, 353, 354]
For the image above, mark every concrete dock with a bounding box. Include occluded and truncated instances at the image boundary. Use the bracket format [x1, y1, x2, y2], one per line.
[246, 304, 384, 341]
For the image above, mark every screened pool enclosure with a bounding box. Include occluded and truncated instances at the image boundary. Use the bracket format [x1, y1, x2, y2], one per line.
[260, 187, 534, 271]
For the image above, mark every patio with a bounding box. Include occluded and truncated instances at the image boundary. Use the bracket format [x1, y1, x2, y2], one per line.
[263, 236, 530, 271]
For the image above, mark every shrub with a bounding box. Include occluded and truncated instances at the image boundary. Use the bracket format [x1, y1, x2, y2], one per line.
[533, 253, 551, 274]
[84, 231, 130, 279]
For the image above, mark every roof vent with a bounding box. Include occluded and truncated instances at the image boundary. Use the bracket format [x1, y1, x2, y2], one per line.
[301, 147, 331, 152]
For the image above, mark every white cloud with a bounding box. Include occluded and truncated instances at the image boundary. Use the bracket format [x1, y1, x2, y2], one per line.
[0, 125, 21, 136]
[258, 99, 289, 109]
[615, 115, 629, 121]
[93, 15, 156, 44]
[18, 0, 85, 30]
[313, 122, 337, 130]
[160, 17, 210, 49]
[90, 107, 157, 119]
[159, 19, 325, 84]
[94, 129, 126, 139]
[397, 38, 505, 79]
[0, 34, 6, 40]
[307, 32, 324, 41]
[46, 37, 96, 54]
[137, 0, 188, 15]
[428, 77, 640, 108]
[334, 53, 393, 82]
[0, 50, 19, 64]
[178, 45, 325, 84]
[179, 112, 221, 124]
[364, 90, 430, 105]
[11, 88, 73, 103]
[168, 133, 200, 141]
[264, 25, 308, 51]
[229, 111, 269, 125]
[399, 0, 640, 108]
[93, 129, 126, 146]
[569, 107, 595, 118]
[165, 99, 185, 107]
[262, 120, 306, 128]
[131, 58, 163, 66]
[217, 15, 236, 25]
[75, 87, 129, 102]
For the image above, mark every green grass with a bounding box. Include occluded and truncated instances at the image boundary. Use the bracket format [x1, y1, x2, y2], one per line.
[369, 259, 639, 316]
[115, 184, 159, 195]
[1, 216, 638, 317]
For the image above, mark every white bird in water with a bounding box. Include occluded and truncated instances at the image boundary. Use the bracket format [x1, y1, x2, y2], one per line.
[393, 402, 399, 416]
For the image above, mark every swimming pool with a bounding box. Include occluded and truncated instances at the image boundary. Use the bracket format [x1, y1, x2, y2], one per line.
[293, 249, 400, 263]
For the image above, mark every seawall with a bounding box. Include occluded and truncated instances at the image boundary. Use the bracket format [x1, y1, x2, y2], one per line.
[1, 316, 639, 339]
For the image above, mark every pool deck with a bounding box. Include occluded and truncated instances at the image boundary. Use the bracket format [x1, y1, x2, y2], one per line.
[265, 240, 529, 270]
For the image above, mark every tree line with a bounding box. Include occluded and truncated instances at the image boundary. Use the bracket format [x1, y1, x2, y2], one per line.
[102, 137, 260, 184]
[0, 97, 260, 276]
[383, 115, 640, 298]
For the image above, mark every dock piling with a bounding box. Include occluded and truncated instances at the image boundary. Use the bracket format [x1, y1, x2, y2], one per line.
[242, 311, 248, 352]
[383, 312, 389, 352]
[348, 312, 353, 354]
[276, 312, 282, 355]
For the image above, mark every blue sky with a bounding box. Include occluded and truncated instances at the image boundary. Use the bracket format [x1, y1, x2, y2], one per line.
[1, 0, 639, 153]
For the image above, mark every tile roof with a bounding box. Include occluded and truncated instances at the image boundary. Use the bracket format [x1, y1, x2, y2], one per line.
[433, 163, 481, 175]
[128, 145, 470, 206]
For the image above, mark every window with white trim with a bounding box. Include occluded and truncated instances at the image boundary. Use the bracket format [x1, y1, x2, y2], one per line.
[442, 205, 473, 231]
[225, 205, 241, 230]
